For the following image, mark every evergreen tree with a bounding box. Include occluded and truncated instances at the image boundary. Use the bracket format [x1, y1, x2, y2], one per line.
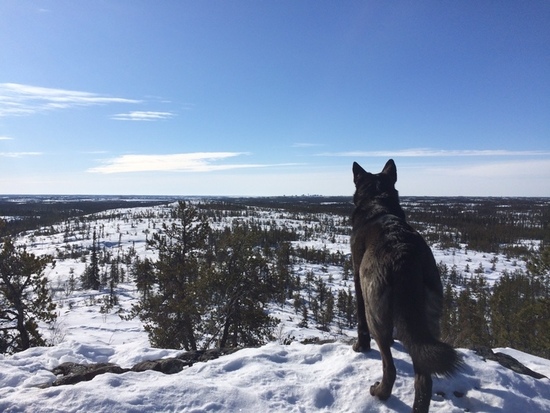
[272, 241, 294, 305]
[517, 298, 550, 359]
[527, 246, 550, 277]
[440, 282, 457, 343]
[132, 257, 156, 299]
[527, 246, 550, 297]
[298, 305, 309, 328]
[336, 287, 356, 328]
[489, 266, 550, 357]
[81, 229, 100, 290]
[136, 201, 210, 351]
[454, 287, 478, 347]
[201, 224, 276, 348]
[490, 270, 530, 349]
[292, 292, 302, 315]
[470, 274, 492, 346]
[312, 275, 334, 331]
[450, 274, 492, 348]
[0, 237, 57, 354]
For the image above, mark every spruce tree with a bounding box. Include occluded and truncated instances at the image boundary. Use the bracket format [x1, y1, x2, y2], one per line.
[82, 229, 100, 290]
[202, 223, 276, 348]
[136, 201, 210, 351]
[0, 237, 57, 354]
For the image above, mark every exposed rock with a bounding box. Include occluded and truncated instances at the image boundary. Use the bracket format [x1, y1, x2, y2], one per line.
[50, 347, 242, 386]
[52, 362, 129, 386]
[132, 358, 186, 374]
[493, 352, 548, 379]
[177, 347, 241, 365]
[473, 346, 548, 380]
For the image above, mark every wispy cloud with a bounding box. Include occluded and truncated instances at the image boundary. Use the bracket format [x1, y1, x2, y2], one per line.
[0, 136, 14, 140]
[111, 111, 175, 121]
[0, 152, 42, 158]
[292, 142, 324, 148]
[87, 152, 263, 174]
[0, 83, 141, 117]
[319, 148, 550, 157]
[442, 159, 550, 178]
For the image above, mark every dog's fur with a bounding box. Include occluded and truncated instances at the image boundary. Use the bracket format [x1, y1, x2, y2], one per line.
[351, 160, 461, 413]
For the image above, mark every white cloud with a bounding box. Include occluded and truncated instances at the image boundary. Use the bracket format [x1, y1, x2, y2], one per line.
[441, 159, 550, 178]
[392, 159, 550, 196]
[0, 83, 141, 117]
[0, 136, 14, 140]
[87, 152, 263, 174]
[111, 111, 175, 121]
[320, 148, 550, 157]
[0, 152, 42, 158]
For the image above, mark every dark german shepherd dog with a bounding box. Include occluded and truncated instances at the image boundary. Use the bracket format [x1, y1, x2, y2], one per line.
[351, 160, 461, 413]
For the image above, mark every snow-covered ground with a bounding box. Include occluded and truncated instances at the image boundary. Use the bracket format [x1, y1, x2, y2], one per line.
[1, 201, 549, 412]
[1, 339, 549, 412]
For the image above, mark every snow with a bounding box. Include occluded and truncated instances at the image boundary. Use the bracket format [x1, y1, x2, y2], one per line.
[1, 201, 549, 412]
[1, 340, 549, 412]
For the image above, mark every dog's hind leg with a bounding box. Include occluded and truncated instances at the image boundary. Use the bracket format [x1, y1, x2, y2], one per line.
[353, 271, 371, 352]
[370, 328, 396, 400]
[412, 371, 432, 413]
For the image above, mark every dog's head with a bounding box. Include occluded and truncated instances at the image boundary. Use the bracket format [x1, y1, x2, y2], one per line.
[352, 159, 398, 206]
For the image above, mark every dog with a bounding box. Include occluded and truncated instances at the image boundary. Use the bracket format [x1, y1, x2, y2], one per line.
[351, 160, 461, 413]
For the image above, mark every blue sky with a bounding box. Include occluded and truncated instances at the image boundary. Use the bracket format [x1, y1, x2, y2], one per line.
[1, 1, 549, 196]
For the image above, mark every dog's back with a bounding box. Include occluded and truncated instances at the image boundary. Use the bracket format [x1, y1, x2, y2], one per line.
[352, 160, 460, 413]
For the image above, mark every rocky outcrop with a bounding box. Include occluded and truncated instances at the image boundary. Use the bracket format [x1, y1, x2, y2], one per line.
[51, 347, 241, 386]
[50, 346, 547, 388]
[131, 358, 186, 374]
[473, 346, 548, 380]
[52, 362, 129, 386]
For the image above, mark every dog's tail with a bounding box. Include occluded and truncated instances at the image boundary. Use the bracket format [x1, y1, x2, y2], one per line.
[404, 337, 462, 376]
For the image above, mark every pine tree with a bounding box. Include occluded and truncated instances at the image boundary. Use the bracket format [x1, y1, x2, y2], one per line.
[0, 237, 57, 354]
[273, 241, 294, 305]
[489, 267, 550, 358]
[136, 201, 210, 351]
[127, 203, 279, 351]
[81, 229, 100, 290]
[440, 282, 457, 343]
[132, 257, 155, 299]
[292, 292, 302, 315]
[312, 275, 334, 331]
[298, 305, 309, 328]
[336, 287, 356, 328]
[527, 246, 550, 297]
[489, 271, 529, 350]
[452, 274, 492, 348]
[517, 298, 550, 359]
[201, 223, 276, 348]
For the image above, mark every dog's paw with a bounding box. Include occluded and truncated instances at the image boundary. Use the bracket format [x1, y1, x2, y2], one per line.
[352, 340, 371, 353]
[370, 381, 391, 401]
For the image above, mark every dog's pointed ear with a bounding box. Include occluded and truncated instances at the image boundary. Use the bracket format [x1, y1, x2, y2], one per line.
[381, 159, 397, 184]
[353, 162, 367, 184]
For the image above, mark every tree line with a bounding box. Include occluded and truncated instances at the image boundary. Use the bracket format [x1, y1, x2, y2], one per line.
[440, 248, 550, 359]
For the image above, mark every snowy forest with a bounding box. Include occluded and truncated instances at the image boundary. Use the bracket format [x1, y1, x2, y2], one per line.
[0, 195, 549, 412]
[1, 195, 548, 357]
